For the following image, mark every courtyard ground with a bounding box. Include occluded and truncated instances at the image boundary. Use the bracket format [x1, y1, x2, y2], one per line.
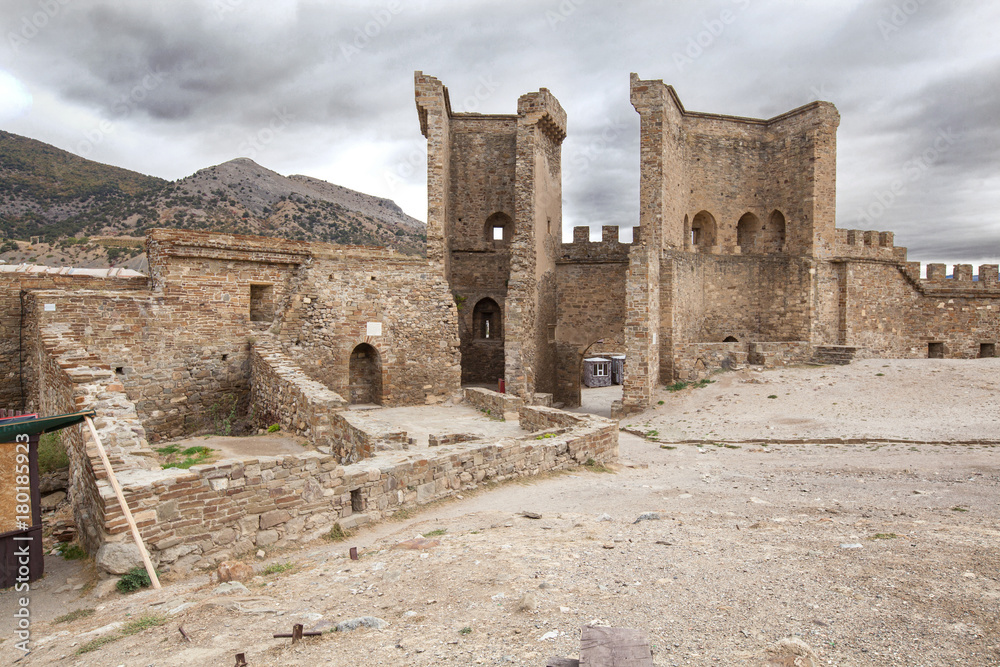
[2, 359, 998, 666]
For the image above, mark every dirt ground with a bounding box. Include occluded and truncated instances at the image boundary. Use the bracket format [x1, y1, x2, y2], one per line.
[2, 359, 999, 666]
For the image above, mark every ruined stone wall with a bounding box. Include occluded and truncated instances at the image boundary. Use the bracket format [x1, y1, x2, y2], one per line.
[100, 407, 617, 573]
[22, 289, 251, 441]
[554, 226, 629, 405]
[0, 267, 146, 410]
[664, 251, 813, 346]
[629, 73, 839, 257]
[415, 71, 454, 274]
[505, 88, 566, 399]
[840, 261, 1000, 358]
[22, 293, 156, 553]
[273, 249, 461, 406]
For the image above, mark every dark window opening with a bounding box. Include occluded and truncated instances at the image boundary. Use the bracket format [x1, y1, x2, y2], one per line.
[351, 488, 364, 513]
[928, 342, 944, 359]
[250, 284, 274, 323]
[473, 298, 502, 340]
[221, 354, 228, 362]
[723, 336, 738, 343]
[979, 343, 995, 358]
[114, 366, 124, 376]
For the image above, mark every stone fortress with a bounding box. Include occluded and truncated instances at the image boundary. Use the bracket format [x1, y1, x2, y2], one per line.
[1, 71, 996, 572]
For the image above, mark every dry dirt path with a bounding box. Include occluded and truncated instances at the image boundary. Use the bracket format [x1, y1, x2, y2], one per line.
[3, 360, 999, 666]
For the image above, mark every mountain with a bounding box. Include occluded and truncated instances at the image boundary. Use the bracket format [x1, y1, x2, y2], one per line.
[0, 131, 427, 267]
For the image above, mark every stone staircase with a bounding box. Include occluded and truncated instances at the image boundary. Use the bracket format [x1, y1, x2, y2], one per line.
[811, 345, 858, 365]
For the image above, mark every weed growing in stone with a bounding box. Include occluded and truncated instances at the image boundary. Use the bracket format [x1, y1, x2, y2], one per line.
[56, 543, 88, 560]
[39, 431, 69, 473]
[423, 528, 447, 537]
[116, 566, 157, 594]
[267, 423, 281, 433]
[121, 613, 167, 635]
[325, 523, 352, 541]
[157, 444, 213, 469]
[262, 562, 295, 575]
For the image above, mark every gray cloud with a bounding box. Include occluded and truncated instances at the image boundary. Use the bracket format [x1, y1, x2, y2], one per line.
[2, 0, 998, 263]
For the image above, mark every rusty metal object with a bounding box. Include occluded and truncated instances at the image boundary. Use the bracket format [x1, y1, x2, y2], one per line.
[234, 653, 247, 666]
[349, 546, 359, 560]
[273, 623, 322, 642]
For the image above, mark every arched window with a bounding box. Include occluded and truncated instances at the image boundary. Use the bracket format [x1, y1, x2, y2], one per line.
[737, 212, 761, 252]
[348, 343, 382, 405]
[484, 212, 513, 244]
[723, 336, 738, 343]
[473, 298, 502, 340]
[690, 211, 716, 249]
[767, 210, 786, 251]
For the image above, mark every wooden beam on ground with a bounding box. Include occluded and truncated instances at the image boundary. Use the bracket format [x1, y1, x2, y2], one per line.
[84, 416, 160, 589]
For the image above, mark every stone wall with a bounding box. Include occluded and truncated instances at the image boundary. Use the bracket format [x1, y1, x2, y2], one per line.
[248, 338, 346, 450]
[463, 386, 524, 420]
[98, 405, 617, 573]
[0, 266, 146, 410]
[22, 289, 251, 441]
[554, 225, 630, 406]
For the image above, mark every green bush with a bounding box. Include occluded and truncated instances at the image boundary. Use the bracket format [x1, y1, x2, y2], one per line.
[267, 423, 280, 433]
[116, 566, 158, 594]
[38, 431, 69, 473]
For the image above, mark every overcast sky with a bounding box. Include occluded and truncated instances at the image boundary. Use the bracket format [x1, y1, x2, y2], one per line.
[2, 0, 998, 267]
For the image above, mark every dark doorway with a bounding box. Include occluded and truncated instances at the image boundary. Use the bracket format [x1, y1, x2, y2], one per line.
[928, 342, 944, 359]
[979, 343, 995, 358]
[348, 344, 382, 404]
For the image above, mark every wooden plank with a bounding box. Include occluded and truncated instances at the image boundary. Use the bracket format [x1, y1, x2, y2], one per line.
[579, 626, 653, 666]
[84, 416, 161, 589]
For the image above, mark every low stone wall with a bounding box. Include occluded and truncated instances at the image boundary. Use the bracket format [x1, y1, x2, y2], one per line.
[100, 407, 618, 573]
[747, 341, 811, 367]
[464, 387, 524, 419]
[28, 316, 156, 554]
[249, 339, 346, 448]
[673, 342, 748, 381]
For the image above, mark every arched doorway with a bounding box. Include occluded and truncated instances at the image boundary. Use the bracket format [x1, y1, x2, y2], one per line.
[348, 343, 382, 405]
[462, 298, 504, 384]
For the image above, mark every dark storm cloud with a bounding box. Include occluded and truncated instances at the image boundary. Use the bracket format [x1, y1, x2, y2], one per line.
[2, 0, 998, 263]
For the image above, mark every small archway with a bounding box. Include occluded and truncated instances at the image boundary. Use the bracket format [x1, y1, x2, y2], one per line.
[723, 336, 738, 343]
[348, 343, 382, 405]
[484, 212, 513, 244]
[763, 210, 786, 252]
[737, 212, 761, 253]
[473, 298, 502, 340]
[461, 298, 505, 384]
[690, 211, 717, 250]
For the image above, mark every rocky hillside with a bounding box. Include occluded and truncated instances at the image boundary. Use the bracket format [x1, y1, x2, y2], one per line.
[0, 131, 427, 267]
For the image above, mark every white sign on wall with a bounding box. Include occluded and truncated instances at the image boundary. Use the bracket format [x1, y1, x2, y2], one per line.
[44, 304, 55, 312]
[366, 321, 382, 336]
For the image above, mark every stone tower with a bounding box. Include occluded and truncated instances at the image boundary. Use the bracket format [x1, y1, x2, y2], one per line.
[415, 72, 567, 400]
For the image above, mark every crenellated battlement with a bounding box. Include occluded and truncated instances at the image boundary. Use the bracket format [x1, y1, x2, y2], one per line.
[834, 228, 908, 261]
[907, 262, 1000, 290]
[558, 225, 633, 263]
